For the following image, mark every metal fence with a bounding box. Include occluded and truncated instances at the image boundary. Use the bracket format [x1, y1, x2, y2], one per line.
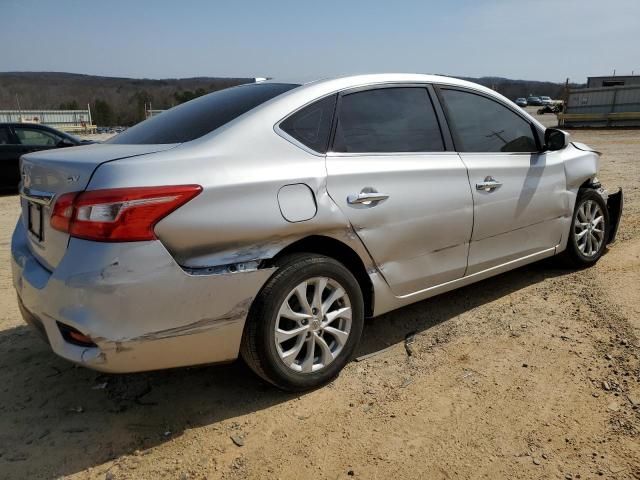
[0, 109, 95, 132]
[559, 85, 640, 127]
[146, 109, 166, 118]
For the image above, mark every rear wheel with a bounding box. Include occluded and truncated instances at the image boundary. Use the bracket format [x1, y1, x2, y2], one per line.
[561, 189, 609, 267]
[241, 254, 364, 391]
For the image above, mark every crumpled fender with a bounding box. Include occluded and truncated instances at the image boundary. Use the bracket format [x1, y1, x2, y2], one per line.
[563, 143, 599, 191]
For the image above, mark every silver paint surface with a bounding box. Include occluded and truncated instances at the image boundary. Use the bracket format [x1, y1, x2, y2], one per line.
[12, 73, 606, 372]
[277, 183, 317, 222]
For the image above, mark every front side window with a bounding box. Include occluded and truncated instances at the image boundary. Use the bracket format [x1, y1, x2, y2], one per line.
[441, 89, 538, 153]
[15, 128, 60, 146]
[109, 83, 299, 145]
[333, 87, 444, 153]
[280, 94, 337, 153]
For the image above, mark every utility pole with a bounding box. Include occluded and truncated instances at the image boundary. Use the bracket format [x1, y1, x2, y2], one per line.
[15, 94, 22, 122]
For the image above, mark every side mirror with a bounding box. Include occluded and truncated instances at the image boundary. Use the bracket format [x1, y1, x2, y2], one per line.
[58, 137, 76, 147]
[544, 128, 569, 151]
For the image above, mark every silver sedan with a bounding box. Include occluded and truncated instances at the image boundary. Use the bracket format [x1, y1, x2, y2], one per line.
[12, 74, 623, 391]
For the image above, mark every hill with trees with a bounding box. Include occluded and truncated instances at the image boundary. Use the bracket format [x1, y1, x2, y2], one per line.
[0, 72, 253, 126]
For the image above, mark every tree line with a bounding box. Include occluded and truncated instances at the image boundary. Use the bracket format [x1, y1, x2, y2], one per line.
[0, 72, 253, 126]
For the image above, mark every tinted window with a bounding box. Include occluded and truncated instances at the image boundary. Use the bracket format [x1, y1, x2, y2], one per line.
[15, 127, 60, 146]
[441, 89, 538, 153]
[333, 88, 444, 153]
[280, 94, 336, 153]
[109, 83, 299, 145]
[0, 127, 12, 145]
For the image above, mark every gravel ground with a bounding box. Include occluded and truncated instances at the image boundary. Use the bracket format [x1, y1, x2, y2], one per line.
[0, 124, 638, 480]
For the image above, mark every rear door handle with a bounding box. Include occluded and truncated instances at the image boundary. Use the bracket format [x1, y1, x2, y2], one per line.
[347, 191, 389, 205]
[475, 176, 502, 192]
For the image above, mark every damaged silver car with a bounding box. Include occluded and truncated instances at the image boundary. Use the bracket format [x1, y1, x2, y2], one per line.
[12, 74, 623, 391]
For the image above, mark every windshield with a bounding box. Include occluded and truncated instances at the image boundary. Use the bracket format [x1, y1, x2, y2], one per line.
[108, 82, 299, 145]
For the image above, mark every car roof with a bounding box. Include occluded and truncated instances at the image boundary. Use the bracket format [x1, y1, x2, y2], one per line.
[267, 73, 496, 93]
[261, 73, 514, 112]
[274, 73, 537, 113]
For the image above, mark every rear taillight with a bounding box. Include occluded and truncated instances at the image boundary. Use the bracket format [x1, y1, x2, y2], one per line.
[51, 185, 202, 241]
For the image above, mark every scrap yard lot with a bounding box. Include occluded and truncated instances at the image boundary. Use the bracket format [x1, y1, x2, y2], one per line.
[0, 126, 639, 479]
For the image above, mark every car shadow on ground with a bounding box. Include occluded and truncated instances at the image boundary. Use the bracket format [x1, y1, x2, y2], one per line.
[0, 259, 572, 478]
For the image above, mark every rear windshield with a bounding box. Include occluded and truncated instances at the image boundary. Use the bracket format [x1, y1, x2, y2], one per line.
[108, 83, 299, 145]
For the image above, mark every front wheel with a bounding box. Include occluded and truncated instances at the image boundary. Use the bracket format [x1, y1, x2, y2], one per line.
[240, 254, 364, 391]
[561, 189, 609, 268]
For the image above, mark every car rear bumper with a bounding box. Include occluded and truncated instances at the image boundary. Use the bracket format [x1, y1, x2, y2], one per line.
[11, 220, 275, 373]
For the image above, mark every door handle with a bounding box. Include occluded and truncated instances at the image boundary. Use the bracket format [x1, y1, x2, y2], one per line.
[347, 191, 389, 205]
[475, 176, 502, 192]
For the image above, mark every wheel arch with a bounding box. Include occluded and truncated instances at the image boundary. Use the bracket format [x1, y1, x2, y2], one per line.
[263, 235, 374, 317]
[579, 177, 601, 190]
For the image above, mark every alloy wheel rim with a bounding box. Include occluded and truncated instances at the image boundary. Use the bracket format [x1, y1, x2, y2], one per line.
[274, 277, 352, 373]
[574, 199, 605, 257]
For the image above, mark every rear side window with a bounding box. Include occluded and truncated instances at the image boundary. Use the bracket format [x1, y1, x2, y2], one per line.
[15, 127, 60, 146]
[280, 94, 337, 153]
[109, 83, 299, 145]
[440, 89, 538, 153]
[333, 87, 444, 153]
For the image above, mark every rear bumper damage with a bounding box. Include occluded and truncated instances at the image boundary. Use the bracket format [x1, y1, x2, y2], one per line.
[11, 221, 275, 373]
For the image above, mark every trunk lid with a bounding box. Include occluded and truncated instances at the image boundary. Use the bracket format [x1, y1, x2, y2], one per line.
[19, 143, 178, 270]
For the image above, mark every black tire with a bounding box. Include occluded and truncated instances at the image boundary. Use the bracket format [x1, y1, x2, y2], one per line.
[240, 253, 364, 391]
[560, 189, 609, 268]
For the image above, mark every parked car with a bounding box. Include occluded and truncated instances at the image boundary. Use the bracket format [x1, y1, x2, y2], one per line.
[538, 103, 564, 115]
[0, 123, 90, 191]
[515, 98, 527, 107]
[540, 96, 553, 105]
[527, 96, 543, 106]
[12, 74, 623, 391]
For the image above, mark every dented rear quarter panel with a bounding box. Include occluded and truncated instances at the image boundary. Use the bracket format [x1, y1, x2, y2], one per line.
[88, 92, 379, 273]
[12, 220, 277, 371]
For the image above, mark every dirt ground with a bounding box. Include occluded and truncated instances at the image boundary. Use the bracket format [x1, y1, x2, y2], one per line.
[0, 125, 638, 480]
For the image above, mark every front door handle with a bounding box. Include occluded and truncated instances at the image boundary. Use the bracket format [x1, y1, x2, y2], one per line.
[347, 190, 389, 205]
[476, 176, 502, 192]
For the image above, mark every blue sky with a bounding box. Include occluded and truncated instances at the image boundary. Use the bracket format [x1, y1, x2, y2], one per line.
[1, 0, 638, 82]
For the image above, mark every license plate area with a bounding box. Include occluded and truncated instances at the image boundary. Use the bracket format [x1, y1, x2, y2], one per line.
[27, 202, 44, 242]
